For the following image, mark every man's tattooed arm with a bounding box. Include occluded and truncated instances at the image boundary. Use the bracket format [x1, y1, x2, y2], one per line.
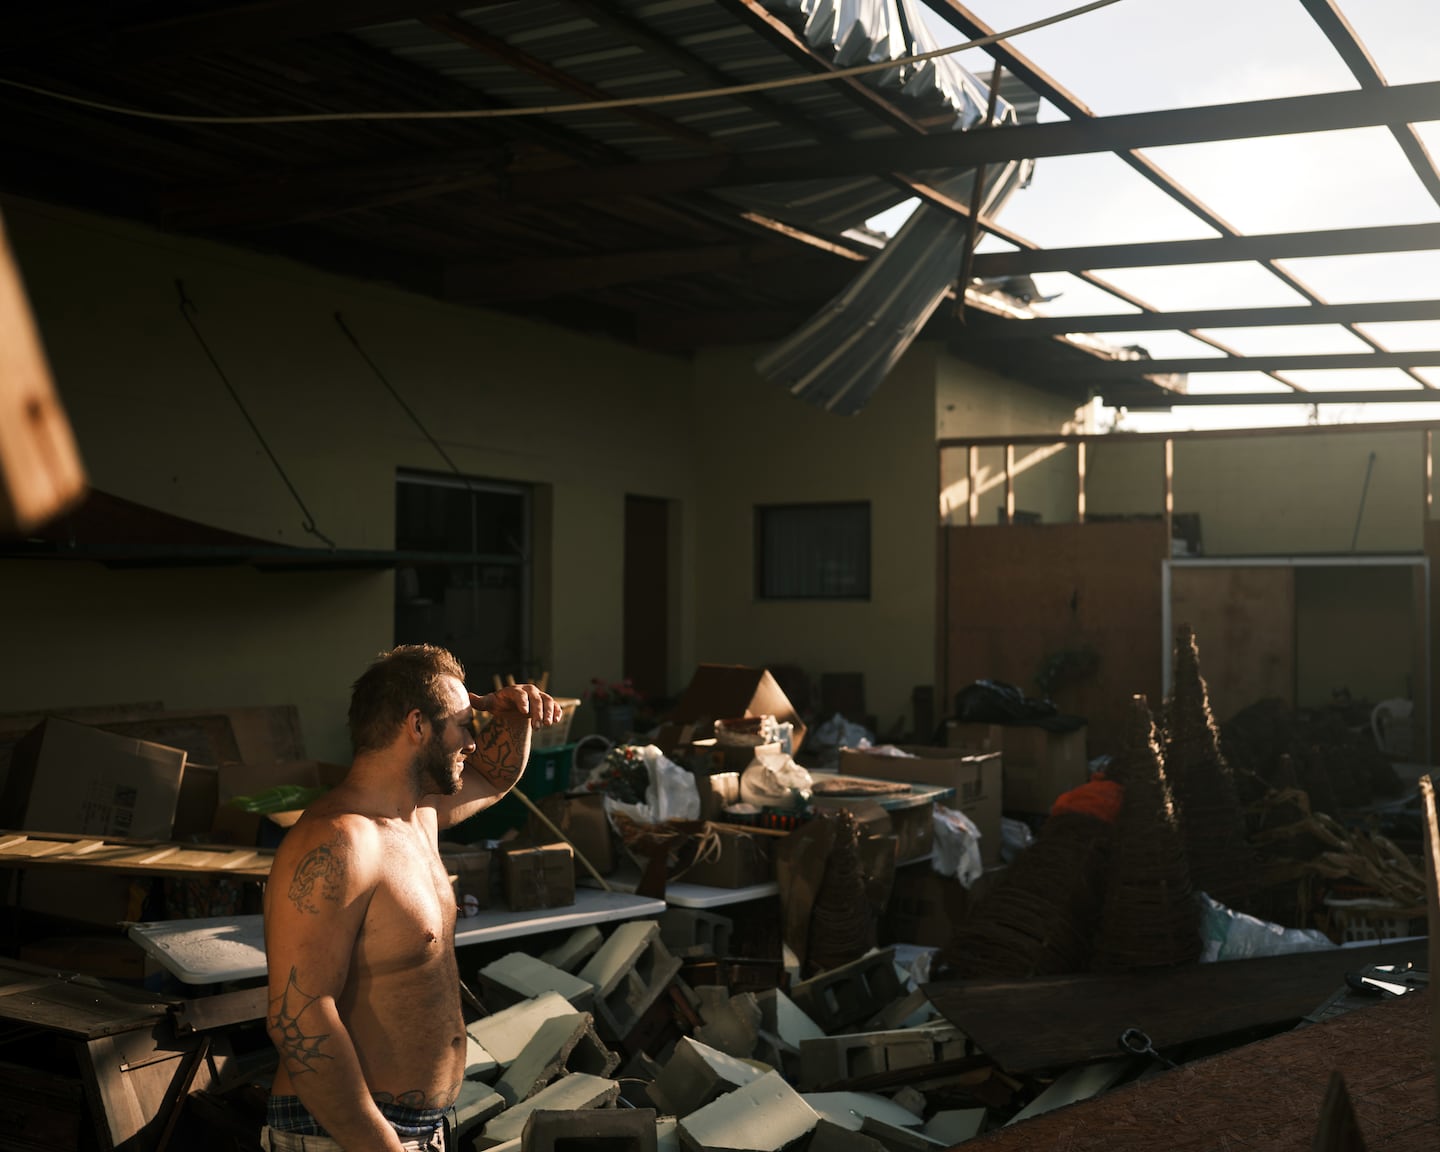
[267, 966, 334, 1077]
[288, 838, 347, 914]
[472, 713, 528, 791]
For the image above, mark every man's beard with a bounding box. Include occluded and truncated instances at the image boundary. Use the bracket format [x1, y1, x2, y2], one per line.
[417, 728, 463, 796]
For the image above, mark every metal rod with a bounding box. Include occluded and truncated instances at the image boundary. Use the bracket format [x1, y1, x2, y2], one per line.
[1352, 450, 1378, 551]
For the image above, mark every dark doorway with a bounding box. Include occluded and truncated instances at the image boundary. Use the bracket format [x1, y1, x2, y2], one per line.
[624, 495, 670, 700]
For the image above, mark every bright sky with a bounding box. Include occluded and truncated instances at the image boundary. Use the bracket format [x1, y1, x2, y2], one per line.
[870, 0, 1440, 431]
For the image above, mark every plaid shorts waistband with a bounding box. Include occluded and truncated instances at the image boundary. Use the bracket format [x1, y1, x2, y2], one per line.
[266, 1095, 447, 1140]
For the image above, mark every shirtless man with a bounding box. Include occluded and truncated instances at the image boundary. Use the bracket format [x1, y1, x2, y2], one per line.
[262, 644, 561, 1151]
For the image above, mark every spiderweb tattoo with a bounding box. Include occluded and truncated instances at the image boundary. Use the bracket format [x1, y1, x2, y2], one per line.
[268, 966, 333, 1076]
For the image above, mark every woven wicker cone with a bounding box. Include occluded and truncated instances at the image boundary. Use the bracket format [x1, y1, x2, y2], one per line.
[1093, 694, 1202, 970]
[939, 811, 1113, 979]
[1166, 625, 1259, 911]
[808, 810, 873, 974]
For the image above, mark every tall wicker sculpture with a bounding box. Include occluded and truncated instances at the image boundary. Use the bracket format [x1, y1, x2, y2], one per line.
[1165, 625, 1259, 911]
[1093, 694, 1201, 970]
[807, 810, 872, 973]
[938, 783, 1119, 979]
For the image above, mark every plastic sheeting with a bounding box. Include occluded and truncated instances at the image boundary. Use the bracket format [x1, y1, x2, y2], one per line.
[755, 0, 1034, 415]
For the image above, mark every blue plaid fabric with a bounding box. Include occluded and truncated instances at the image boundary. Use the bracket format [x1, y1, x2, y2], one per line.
[266, 1095, 447, 1142]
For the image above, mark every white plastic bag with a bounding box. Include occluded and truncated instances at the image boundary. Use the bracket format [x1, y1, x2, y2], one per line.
[603, 744, 701, 828]
[814, 712, 874, 749]
[1198, 892, 1335, 962]
[739, 750, 813, 810]
[932, 805, 983, 889]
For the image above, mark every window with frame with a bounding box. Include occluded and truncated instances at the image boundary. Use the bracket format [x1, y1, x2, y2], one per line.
[755, 502, 871, 600]
[394, 471, 533, 686]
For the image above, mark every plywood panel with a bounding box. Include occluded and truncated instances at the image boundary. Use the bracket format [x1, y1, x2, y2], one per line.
[941, 522, 1169, 755]
[1171, 565, 1295, 723]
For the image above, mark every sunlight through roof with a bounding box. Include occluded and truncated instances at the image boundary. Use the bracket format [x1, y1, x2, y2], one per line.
[1193, 325, 1373, 356]
[1093, 262, 1309, 311]
[1276, 251, 1440, 303]
[1341, 0, 1440, 84]
[1026, 273, 1141, 316]
[1355, 320, 1440, 350]
[1278, 368, 1426, 392]
[1085, 330, 1227, 359]
[1139, 127, 1440, 233]
[1182, 372, 1295, 395]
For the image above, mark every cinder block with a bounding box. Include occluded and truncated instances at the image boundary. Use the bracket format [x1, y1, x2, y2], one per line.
[807, 1119, 889, 1152]
[656, 1117, 679, 1152]
[753, 1028, 799, 1079]
[798, 1024, 965, 1091]
[789, 951, 903, 1034]
[921, 1110, 986, 1144]
[649, 1036, 766, 1118]
[659, 907, 733, 957]
[863, 989, 935, 1033]
[451, 1079, 506, 1143]
[887, 1087, 925, 1119]
[801, 1092, 923, 1134]
[469, 992, 579, 1065]
[757, 988, 826, 1048]
[616, 1051, 665, 1110]
[692, 985, 761, 1059]
[478, 1073, 620, 1147]
[577, 921, 683, 1042]
[520, 1106, 658, 1152]
[541, 925, 604, 973]
[677, 1069, 819, 1152]
[480, 953, 596, 1011]
[496, 1012, 619, 1106]
[467, 1034, 500, 1082]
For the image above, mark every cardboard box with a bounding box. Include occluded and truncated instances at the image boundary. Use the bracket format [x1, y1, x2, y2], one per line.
[666, 665, 807, 753]
[172, 763, 220, 841]
[680, 827, 773, 888]
[880, 866, 968, 948]
[0, 717, 186, 840]
[499, 842, 575, 910]
[838, 746, 1003, 865]
[946, 723, 1089, 814]
[441, 842, 492, 912]
[528, 792, 616, 877]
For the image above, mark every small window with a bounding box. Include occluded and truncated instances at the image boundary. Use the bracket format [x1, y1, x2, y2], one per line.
[756, 502, 870, 600]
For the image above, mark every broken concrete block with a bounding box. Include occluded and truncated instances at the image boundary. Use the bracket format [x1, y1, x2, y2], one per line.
[798, 1024, 965, 1091]
[541, 924, 604, 973]
[1004, 1057, 1134, 1125]
[659, 907, 733, 957]
[577, 920, 683, 1042]
[922, 1109, 986, 1144]
[808, 1119, 890, 1152]
[467, 991, 578, 1065]
[649, 1036, 767, 1118]
[477, 1072, 620, 1147]
[863, 988, 936, 1033]
[466, 1033, 499, 1082]
[789, 951, 903, 1034]
[450, 1079, 506, 1143]
[693, 985, 762, 1058]
[857, 1117, 947, 1152]
[495, 1011, 619, 1106]
[657, 1116, 679, 1152]
[521, 1106, 658, 1152]
[677, 1069, 819, 1152]
[754, 1028, 800, 1078]
[887, 1087, 926, 1119]
[757, 988, 826, 1048]
[479, 952, 595, 1011]
[802, 1092, 923, 1133]
[616, 1050, 665, 1109]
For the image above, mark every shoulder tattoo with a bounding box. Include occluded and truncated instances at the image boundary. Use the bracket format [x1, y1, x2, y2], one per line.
[268, 967, 333, 1076]
[288, 837, 347, 914]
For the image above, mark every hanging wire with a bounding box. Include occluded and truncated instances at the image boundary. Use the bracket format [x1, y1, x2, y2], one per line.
[175, 280, 335, 547]
[0, 0, 1126, 127]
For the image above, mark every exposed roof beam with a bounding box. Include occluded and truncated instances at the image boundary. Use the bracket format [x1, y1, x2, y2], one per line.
[1300, 0, 1440, 207]
[966, 298, 1440, 338]
[970, 222, 1440, 276]
[442, 241, 802, 303]
[1057, 349, 1440, 381]
[1107, 389, 1440, 407]
[501, 78, 1440, 204]
[423, 13, 718, 151]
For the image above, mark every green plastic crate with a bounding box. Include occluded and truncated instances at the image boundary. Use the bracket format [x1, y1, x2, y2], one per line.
[448, 742, 577, 844]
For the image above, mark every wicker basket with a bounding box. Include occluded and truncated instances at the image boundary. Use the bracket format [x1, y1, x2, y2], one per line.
[531, 697, 580, 749]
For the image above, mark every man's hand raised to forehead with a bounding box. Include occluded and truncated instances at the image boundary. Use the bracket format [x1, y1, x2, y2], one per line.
[470, 684, 563, 730]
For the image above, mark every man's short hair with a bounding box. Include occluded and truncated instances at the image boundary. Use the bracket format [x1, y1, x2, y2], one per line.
[349, 644, 466, 754]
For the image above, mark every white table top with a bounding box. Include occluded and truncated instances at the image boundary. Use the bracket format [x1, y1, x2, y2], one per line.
[587, 862, 780, 909]
[127, 888, 666, 985]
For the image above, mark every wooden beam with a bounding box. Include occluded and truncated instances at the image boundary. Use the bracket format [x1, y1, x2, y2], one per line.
[965, 298, 1440, 338]
[499, 78, 1440, 204]
[971, 222, 1440, 277]
[443, 241, 799, 302]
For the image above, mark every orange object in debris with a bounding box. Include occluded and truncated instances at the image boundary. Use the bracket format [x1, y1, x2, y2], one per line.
[1051, 777, 1123, 823]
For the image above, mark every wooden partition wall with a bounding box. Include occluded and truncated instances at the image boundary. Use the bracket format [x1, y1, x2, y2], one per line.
[938, 520, 1169, 756]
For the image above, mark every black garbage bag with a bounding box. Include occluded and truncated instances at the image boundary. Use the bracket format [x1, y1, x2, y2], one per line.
[953, 679, 1086, 733]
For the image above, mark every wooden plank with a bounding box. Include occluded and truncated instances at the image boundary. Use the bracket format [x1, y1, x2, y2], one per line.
[173, 987, 267, 1034]
[0, 962, 174, 1040]
[925, 938, 1429, 1075]
[0, 830, 274, 880]
[963, 991, 1434, 1151]
[1170, 566, 1296, 723]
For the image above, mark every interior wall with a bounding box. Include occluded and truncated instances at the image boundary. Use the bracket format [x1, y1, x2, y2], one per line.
[1294, 565, 1419, 708]
[1, 198, 697, 761]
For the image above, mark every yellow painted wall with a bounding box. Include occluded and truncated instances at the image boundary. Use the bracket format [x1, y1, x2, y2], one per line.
[1, 199, 697, 761]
